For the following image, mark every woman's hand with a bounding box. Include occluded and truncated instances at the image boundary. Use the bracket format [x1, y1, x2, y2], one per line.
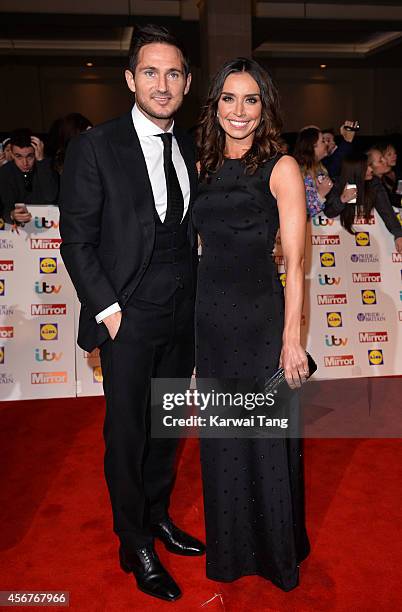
[317, 176, 333, 199]
[279, 340, 309, 389]
[340, 186, 357, 204]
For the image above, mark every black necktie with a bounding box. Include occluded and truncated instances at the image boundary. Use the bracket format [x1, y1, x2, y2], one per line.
[157, 132, 184, 225]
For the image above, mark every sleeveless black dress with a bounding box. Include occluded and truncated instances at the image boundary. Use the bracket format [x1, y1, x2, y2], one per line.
[192, 156, 310, 591]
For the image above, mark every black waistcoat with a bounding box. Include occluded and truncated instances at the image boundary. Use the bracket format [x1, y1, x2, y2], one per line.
[133, 210, 193, 304]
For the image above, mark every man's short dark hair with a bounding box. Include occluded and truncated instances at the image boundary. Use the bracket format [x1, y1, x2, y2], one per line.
[10, 128, 33, 149]
[322, 128, 335, 136]
[128, 23, 190, 77]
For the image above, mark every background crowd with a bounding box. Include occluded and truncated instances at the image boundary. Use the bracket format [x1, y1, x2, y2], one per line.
[0, 111, 401, 251]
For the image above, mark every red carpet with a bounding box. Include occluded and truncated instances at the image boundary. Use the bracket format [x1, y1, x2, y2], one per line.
[1, 395, 402, 611]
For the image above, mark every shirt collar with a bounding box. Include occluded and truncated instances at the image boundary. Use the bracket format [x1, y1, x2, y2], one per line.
[132, 103, 174, 137]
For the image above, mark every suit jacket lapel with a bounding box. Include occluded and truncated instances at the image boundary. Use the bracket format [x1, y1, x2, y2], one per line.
[109, 113, 155, 251]
[174, 126, 198, 246]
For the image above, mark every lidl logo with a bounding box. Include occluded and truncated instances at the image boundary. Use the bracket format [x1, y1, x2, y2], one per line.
[39, 257, 57, 274]
[0, 347, 4, 364]
[0, 279, 4, 296]
[279, 273, 286, 287]
[355, 231, 370, 246]
[361, 289, 377, 305]
[93, 365, 103, 383]
[368, 349, 384, 365]
[320, 252, 335, 267]
[327, 312, 342, 327]
[40, 323, 58, 341]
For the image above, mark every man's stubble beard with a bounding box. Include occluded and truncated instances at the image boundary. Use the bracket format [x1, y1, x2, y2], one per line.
[136, 94, 183, 122]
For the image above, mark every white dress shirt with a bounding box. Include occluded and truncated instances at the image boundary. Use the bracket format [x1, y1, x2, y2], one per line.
[95, 104, 191, 324]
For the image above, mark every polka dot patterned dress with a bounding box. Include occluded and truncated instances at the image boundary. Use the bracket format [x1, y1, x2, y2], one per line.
[192, 155, 310, 591]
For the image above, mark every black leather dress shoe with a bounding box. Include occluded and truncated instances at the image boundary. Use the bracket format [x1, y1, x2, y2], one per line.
[119, 545, 181, 602]
[151, 517, 206, 556]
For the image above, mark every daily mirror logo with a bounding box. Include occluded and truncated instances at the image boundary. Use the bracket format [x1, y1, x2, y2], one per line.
[0, 260, 13, 272]
[31, 304, 66, 316]
[311, 235, 340, 246]
[352, 272, 381, 283]
[31, 371, 67, 384]
[30, 238, 62, 250]
[324, 354, 354, 367]
[0, 326, 13, 339]
[317, 294, 347, 305]
[359, 331, 388, 343]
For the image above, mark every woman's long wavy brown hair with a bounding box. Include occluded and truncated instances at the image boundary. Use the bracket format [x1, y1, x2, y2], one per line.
[337, 153, 375, 234]
[197, 58, 283, 178]
[293, 127, 326, 179]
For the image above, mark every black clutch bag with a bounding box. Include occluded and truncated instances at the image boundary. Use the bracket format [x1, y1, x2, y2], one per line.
[263, 352, 317, 396]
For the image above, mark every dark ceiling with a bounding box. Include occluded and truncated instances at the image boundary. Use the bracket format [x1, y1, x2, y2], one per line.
[1, 9, 402, 68]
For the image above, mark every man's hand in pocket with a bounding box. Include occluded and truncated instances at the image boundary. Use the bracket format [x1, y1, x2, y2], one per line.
[103, 311, 122, 340]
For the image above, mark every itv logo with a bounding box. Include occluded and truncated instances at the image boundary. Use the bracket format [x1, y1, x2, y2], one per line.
[318, 273, 341, 286]
[34, 281, 62, 294]
[325, 334, 348, 347]
[34, 348, 63, 362]
[312, 216, 334, 227]
[34, 216, 59, 230]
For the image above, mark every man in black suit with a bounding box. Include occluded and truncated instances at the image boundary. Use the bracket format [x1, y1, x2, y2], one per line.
[59, 25, 203, 602]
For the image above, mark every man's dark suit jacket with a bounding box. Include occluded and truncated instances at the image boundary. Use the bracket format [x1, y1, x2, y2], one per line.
[59, 112, 198, 353]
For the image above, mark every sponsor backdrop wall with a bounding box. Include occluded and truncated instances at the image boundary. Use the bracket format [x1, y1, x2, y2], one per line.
[0, 207, 401, 400]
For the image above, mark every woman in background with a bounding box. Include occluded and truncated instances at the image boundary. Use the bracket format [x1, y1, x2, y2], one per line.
[193, 57, 310, 591]
[324, 152, 402, 253]
[293, 127, 333, 216]
[372, 142, 401, 209]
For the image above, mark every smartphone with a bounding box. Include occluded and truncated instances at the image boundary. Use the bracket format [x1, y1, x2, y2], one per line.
[346, 183, 357, 203]
[396, 180, 402, 195]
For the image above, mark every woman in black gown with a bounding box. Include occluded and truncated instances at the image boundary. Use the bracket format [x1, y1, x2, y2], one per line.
[192, 58, 310, 591]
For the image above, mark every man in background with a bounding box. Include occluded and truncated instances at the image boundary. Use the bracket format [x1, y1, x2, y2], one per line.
[322, 120, 359, 177]
[0, 128, 59, 224]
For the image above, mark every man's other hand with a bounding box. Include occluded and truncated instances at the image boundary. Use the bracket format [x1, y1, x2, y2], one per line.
[11, 204, 32, 224]
[31, 136, 45, 161]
